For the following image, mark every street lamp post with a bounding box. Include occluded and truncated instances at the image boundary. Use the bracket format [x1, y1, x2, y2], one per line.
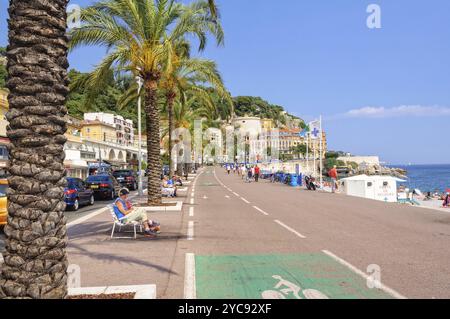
[136, 75, 144, 196]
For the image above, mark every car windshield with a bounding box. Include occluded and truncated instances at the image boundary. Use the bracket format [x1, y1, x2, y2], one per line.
[86, 175, 110, 182]
[0, 185, 7, 197]
[113, 171, 133, 177]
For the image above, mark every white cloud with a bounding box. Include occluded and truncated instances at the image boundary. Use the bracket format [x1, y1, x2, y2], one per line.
[342, 105, 450, 119]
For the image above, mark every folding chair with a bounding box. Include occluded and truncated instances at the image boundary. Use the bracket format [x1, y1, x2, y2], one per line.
[109, 205, 144, 239]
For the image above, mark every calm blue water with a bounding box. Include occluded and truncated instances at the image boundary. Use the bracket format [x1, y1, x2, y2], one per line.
[390, 164, 450, 193]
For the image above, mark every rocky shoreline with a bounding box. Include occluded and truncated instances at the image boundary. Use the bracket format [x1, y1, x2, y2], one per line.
[347, 165, 408, 180]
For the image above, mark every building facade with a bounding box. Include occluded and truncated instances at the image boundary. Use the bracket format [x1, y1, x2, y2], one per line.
[0, 89, 9, 176]
[84, 112, 135, 147]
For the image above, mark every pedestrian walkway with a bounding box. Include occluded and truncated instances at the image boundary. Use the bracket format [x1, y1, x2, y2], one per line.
[66, 172, 201, 299]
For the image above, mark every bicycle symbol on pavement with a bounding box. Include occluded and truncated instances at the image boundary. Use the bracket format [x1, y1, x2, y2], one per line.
[261, 275, 329, 299]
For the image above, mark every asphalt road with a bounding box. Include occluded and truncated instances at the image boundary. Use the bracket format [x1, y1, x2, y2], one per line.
[184, 167, 450, 299]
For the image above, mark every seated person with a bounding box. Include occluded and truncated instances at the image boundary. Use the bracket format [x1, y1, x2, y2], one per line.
[114, 189, 161, 237]
[172, 175, 183, 187]
[162, 176, 176, 197]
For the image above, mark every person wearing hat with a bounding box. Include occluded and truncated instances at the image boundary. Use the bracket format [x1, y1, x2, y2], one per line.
[113, 188, 161, 237]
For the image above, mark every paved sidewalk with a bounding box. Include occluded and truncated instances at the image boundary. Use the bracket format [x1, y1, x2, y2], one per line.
[66, 173, 200, 299]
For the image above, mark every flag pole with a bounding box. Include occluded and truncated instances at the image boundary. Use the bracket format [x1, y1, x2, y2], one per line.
[313, 141, 316, 177]
[319, 115, 323, 190]
[306, 133, 309, 173]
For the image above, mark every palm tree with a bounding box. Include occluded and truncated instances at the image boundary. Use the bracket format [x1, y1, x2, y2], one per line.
[69, 0, 223, 205]
[0, 0, 69, 299]
[161, 52, 229, 177]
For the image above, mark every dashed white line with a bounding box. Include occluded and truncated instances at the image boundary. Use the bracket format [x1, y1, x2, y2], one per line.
[241, 197, 250, 204]
[191, 192, 195, 198]
[274, 220, 306, 239]
[187, 221, 194, 241]
[184, 253, 196, 299]
[189, 207, 194, 217]
[253, 206, 269, 216]
[322, 250, 407, 299]
[225, 195, 230, 199]
[190, 198, 194, 205]
[233, 192, 240, 197]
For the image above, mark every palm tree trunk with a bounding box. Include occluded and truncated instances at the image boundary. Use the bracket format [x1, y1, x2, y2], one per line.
[0, 0, 69, 299]
[145, 78, 162, 206]
[167, 92, 176, 179]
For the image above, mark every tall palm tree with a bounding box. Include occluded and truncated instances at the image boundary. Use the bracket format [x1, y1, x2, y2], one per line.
[0, 0, 69, 299]
[161, 52, 229, 177]
[69, 0, 223, 205]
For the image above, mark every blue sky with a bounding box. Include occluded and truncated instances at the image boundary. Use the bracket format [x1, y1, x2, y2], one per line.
[1, 0, 449, 164]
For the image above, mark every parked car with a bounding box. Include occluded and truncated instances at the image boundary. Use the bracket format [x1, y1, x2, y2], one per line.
[85, 174, 121, 200]
[113, 170, 138, 191]
[0, 179, 8, 227]
[64, 177, 95, 211]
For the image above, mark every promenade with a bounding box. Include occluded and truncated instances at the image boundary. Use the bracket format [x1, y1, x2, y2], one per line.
[38, 166, 450, 299]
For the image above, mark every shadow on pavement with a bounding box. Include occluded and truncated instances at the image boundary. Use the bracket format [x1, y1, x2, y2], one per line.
[68, 242, 179, 275]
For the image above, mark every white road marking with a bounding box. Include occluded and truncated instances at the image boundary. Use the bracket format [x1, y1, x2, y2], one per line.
[241, 197, 250, 204]
[233, 192, 240, 197]
[253, 206, 269, 216]
[184, 253, 196, 299]
[225, 195, 230, 199]
[274, 220, 306, 239]
[191, 192, 195, 198]
[190, 198, 194, 205]
[203, 195, 208, 200]
[189, 207, 194, 217]
[187, 221, 194, 241]
[322, 250, 407, 299]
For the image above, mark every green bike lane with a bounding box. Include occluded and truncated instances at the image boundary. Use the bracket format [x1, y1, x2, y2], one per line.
[184, 167, 396, 299]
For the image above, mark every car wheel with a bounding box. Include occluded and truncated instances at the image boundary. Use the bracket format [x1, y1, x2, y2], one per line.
[73, 199, 79, 211]
[89, 195, 95, 205]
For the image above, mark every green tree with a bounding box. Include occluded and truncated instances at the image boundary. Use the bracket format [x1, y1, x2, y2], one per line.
[0, 64, 6, 88]
[290, 144, 310, 159]
[0, 0, 69, 299]
[69, 0, 222, 205]
[159, 43, 229, 177]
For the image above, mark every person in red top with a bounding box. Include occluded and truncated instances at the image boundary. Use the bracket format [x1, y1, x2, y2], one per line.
[254, 165, 261, 182]
[328, 165, 338, 193]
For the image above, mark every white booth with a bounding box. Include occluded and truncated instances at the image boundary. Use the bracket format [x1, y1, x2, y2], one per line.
[340, 175, 406, 203]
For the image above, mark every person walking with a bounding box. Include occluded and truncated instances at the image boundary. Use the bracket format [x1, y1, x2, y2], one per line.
[226, 164, 231, 175]
[328, 165, 338, 193]
[443, 192, 450, 208]
[241, 165, 246, 180]
[246, 166, 253, 183]
[254, 165, 260, 182]
[270, 166, 276, 183]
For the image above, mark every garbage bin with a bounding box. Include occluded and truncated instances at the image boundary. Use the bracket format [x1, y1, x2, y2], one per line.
[290, 174, 298, 187]
[297, 174, 303, 186]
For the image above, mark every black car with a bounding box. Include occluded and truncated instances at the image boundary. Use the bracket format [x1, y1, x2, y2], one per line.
[113, 170, 138, 191]
[64, 178, 95, 211]
[85, 174, 121, 200]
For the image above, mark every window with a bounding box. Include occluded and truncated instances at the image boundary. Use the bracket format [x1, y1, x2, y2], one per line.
[0, 146, 8, 159]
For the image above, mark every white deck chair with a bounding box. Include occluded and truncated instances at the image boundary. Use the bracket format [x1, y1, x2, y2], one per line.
[109, 205, 143, 239]
[161, 187, 175, 198]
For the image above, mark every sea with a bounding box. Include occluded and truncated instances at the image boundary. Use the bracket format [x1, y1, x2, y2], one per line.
[389, 164, 450, 193]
